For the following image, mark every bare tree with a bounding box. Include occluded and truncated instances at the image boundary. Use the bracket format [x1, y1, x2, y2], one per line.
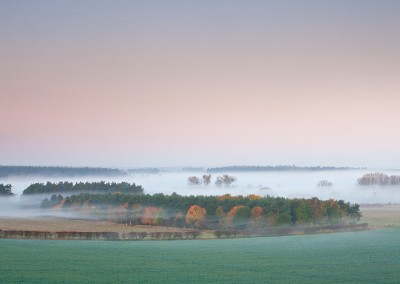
[202, 174, 212, 186]
[187, 176, 201, 186]
[215, 174, 237, 186]
[317, 180, 333, 187]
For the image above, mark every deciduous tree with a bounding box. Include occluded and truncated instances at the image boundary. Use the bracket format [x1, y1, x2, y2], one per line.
[186, 205, 207, 229]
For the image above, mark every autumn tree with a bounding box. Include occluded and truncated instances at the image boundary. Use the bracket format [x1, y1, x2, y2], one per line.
[295, 202, 314, 225]
[215, 206, 227, 228]
[325, 199, 343, 224]
[186, 205, 207, 229]
[308, 198, 327, 225]
[249, 206, 264, 229]
[247, 194, 262, 200]
[141, 207, 161, 225]
[227, 205, 251, 229]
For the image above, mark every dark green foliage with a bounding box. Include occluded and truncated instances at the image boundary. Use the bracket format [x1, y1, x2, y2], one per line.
[232, 206, 251, 229]
[47, 192, 361, 229]
[23, 181, 143, 195]
[0, 184, 13, 195]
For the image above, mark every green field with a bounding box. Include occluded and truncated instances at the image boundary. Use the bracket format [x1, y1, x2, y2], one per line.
[1, 229, 399, 283]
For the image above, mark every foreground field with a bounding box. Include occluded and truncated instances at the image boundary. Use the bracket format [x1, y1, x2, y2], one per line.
[0, 229, 399, 283]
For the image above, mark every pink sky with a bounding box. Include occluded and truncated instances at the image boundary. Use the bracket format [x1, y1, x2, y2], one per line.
[1, 1, 400, 168]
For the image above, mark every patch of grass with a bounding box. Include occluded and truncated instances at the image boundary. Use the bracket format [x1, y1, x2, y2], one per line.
[0, 229, 399, 283]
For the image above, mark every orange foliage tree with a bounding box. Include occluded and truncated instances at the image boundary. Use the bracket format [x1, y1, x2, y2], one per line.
[185, 205, 207, 229]
[249, 206, 264, 228]
[141, 207, 162, 225]
[227, 205, 251, 229]
[227, 205, 244, 219]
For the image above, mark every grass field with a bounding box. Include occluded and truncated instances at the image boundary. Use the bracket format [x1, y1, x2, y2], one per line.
[0, 229, 399, 283]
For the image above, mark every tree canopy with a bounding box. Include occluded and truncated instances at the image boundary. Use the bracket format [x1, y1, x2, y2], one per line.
[23, 181, 143, 195]
[41, 192, 361, 230]
[0, 184, 13, 196]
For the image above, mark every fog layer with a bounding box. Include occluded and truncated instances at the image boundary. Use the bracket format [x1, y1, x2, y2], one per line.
[1, 169, 399, 219]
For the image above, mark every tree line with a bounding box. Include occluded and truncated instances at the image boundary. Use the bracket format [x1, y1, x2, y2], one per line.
[357, 173, 400, 186]
[0, 165, 124, 177]
[207, 165, 355, 172]
[23, 181, 143, 195]
[41, 192, 361, 230]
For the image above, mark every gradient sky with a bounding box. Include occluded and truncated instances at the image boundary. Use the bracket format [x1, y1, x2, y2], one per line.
[1, 0, 400, 168]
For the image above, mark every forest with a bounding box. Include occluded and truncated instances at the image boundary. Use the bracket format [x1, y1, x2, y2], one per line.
[0, 184, 13, 196]
[40, 191, 361, 231]
[23, 181, 144, 195]
[0, 166, 124, 177]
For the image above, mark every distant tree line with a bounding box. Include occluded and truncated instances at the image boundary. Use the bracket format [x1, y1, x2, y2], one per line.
[0, 184, 14, 196]
[42, 193, 361, 230]
[181, 167, 205, 172]
[207, 165, 355, 173]
[23, 181, 143, 195]
[358, 173, 400, 186]
[0, 166, 125, 177]
[126, 168, 160, 174]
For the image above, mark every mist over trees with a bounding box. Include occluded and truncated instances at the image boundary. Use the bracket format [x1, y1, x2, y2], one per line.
[357, 173, 400, 186]
[187, 174, 236, 186]
[207, 165, 355, 173]
[0, 184, 14, 196]
[215, 175, 237, 187]
[41, 192, 361, 230]
[317, 180, 333, 187]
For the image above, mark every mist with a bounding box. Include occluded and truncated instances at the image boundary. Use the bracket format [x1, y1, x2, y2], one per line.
[1, 168, 400, 220]
[0, 194, 90, 219]
[3, 169, 400, 203]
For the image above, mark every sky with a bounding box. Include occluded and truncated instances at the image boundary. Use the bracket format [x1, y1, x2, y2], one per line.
[1, 0, 400, 169]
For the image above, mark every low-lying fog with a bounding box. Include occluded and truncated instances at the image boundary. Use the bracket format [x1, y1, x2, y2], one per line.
[1, 169, 400, 218]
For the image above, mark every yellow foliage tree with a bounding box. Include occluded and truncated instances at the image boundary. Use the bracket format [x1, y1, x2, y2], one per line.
[185, 205, 207, 229]
[247, 194, 262, 200]
[215, 206, 227, 228]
